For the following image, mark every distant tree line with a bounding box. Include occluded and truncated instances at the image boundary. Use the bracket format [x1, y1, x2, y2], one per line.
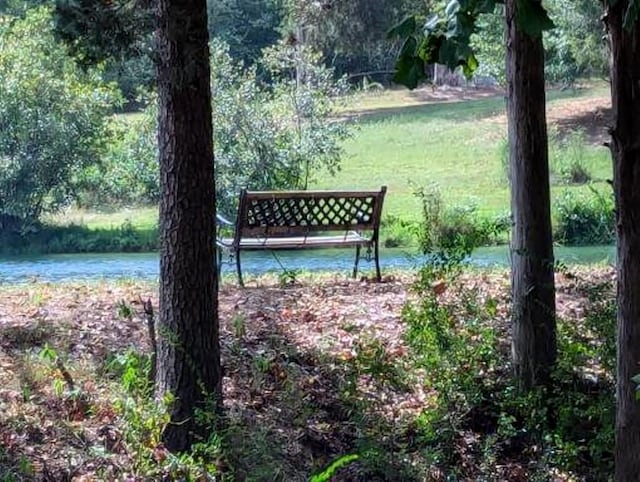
[1, 0, 608, 106]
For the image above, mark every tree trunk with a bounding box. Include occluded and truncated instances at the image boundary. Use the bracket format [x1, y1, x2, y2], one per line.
[505, 0, 557, 389]
[606, 3, 640, 478]
[155, 0, 221, 452]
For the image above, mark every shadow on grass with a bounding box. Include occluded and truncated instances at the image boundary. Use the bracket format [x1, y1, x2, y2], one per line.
[554, 105, 612, 145]
[345, 85, 600, 126]
[345, 95, 505, 125]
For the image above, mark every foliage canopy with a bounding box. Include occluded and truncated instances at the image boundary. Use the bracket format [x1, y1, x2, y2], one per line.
[0, 7, 117, 226]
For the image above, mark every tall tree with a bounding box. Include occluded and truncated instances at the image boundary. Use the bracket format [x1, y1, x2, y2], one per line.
[605, 0, 640, 477]
[155, 0, 221, 452]
[505, 0, 556, 388]
[389, 0, 557, 388]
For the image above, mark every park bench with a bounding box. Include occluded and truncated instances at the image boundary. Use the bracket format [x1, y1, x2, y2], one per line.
[216, 187, 387, 286]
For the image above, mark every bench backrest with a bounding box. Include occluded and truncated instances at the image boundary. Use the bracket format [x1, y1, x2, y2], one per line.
[234, 187, 386, 240]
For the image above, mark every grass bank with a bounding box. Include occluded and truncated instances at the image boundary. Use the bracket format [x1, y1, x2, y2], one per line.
[0, 221, 158, 256]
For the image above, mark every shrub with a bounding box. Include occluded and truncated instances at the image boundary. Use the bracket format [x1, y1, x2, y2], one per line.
[0, 221, 158, 255]
[77, 39, 350, 215]
[554, 188, 614, 245]
[0, 7, 119, 226]
[549, 129, 592, 185]
[414, 185, 509, 262]
[402, 249, 615, 478]
[75, 107, 158, 208]
[381, 215, 419, 248]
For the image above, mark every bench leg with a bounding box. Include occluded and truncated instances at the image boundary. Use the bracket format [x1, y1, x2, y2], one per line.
[352, 245, 361, 278]
[374, 241, 381, 282]
[235, 250, 244, 287]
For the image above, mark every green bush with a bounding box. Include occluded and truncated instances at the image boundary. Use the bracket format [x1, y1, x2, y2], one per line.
[76, 108, 158, 208]
[402, 252, 614, 478]
[0, 7, 119, 226]
[549, 129, 592, 185]
[414, 185, 509, 262]
[554, 188, 614, 245]
[78, 39, 350, 215]
[0, 221, 158, 255]
[381, 215, 419, 248]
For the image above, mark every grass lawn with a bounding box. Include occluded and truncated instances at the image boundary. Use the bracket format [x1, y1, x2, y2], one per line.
[313, 83, 612, 220]
[52, 83, 612, 229]
[45, 206, 158, 230]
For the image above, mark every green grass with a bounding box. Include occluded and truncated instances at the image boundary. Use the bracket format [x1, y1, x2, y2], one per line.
[52, 84, 612, 230]
[314, 84, 612, 220]
[45, 206, 158, 230]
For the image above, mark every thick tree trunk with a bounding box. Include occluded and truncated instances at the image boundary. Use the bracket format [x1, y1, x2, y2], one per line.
[606, 3, 640, 479]
[155, 0, 221, 452]
[505, 0, 556, 389]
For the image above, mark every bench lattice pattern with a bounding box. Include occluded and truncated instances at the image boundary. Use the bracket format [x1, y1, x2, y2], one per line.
[246, 195, 377, 228]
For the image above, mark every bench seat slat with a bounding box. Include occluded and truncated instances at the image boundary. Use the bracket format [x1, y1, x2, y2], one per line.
[219, 232, 369, 250]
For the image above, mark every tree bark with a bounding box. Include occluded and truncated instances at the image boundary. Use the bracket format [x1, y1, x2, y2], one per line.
[155, 0, 221, 452]
[505, 0, 557, 389]
[606, 2, 640, 478]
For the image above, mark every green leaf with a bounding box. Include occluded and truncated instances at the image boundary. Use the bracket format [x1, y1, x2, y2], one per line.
[516, 0, 555, 38]
[632, 373, 640, 384]
[310, 454, 359, 482]
[417, 35, 442, 63]
[446, 0, 461, 18]
[388, 15, 417, 39]
[447, 11, 476, 39]
[461, 52, 479, 78]
[438, 38, 464, 69]
[424, 13, 441, 34]
[400, 36, 418, 57]
[393, 53, 426, 89]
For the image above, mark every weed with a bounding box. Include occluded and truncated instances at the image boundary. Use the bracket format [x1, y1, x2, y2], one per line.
[381, 215, 419, 248]
[252, 354, 273, 374]
[278, 268, 300, 287]
[231, 313, 246, 339]
[401, 232, 615, 478]
[116, 299, 133, 320]
[550, 130, 593, 185]
[554, 187, 614, 245]
[310, 453, 359, 482]
[413, 184, 509, 262]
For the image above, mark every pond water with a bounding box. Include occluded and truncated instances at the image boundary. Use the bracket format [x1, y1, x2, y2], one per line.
[0, 245, 615, 284]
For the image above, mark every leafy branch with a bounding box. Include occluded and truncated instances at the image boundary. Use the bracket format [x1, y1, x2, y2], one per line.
[388, 0, 554, 88]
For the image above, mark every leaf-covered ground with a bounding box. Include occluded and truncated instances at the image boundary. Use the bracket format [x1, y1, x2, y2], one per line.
[0, 267, 615, 480]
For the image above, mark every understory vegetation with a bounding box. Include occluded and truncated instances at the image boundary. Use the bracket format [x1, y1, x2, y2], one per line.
[0, 190, 616, 479]
[0, 261, 615, 480]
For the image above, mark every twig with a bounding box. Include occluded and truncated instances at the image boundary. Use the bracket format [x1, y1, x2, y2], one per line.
[140, 296, 157, 384]
[55, 357, 75, 392]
